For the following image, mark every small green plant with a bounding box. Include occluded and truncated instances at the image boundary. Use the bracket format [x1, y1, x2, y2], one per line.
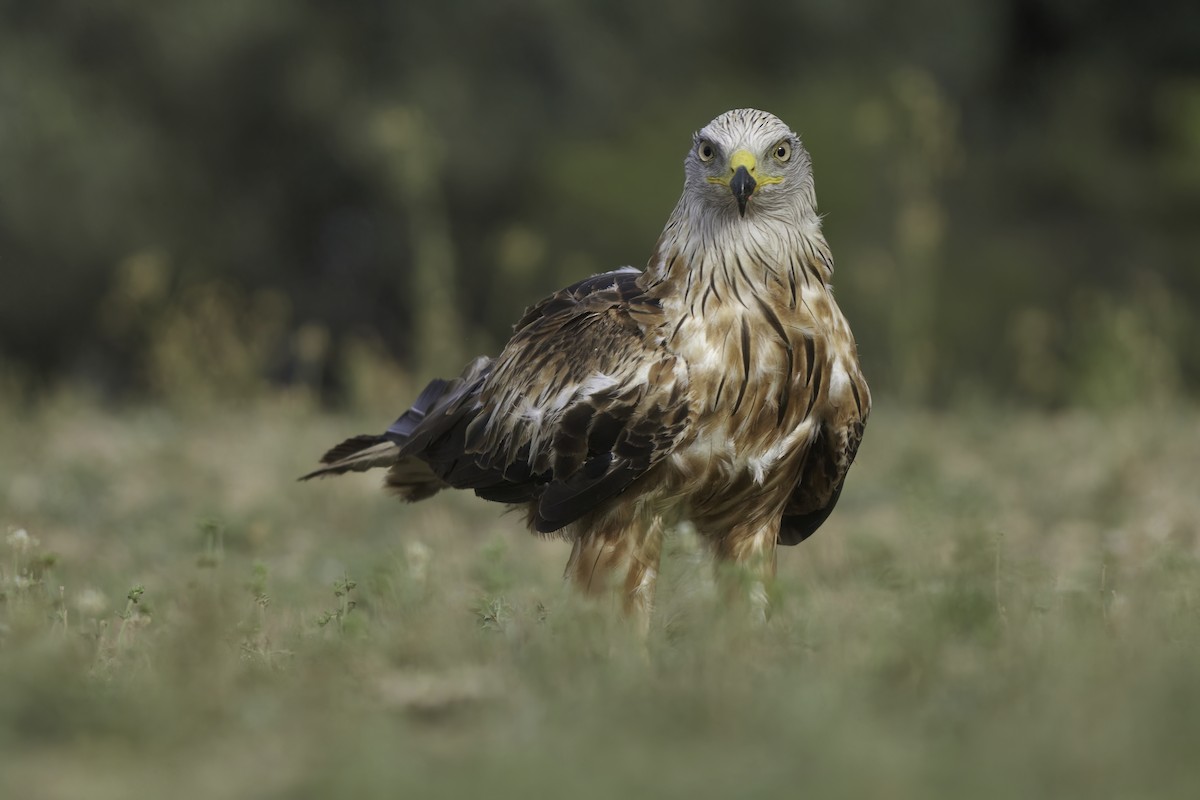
[317, 573, 358, 633]
[115, 585, 147, 649]
[241, 563, 287, 665]
[473, 596, 512, 632]
[247, 562, 271, 610]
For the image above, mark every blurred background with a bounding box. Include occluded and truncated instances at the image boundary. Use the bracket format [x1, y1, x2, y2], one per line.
[1, 0, 1197, 409]
[3, 7, 1200, 795]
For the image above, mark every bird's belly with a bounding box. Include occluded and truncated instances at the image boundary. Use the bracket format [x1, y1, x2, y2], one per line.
[666, 415, 817, 524]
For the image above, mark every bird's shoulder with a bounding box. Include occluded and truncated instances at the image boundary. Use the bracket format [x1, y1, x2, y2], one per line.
[489, 267, 669, 395]
[448, 268, 689, 533]
[511, 267, 659, 337]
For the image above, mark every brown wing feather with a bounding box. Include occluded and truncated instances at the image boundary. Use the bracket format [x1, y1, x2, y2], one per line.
[334, 268, 690, 533]
[470, 268, 688, 533]
[778, 397, 868, 546]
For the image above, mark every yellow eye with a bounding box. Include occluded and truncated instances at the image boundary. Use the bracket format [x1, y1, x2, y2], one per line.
[697, 141, 717, 162]
[773, 140, 792, 163]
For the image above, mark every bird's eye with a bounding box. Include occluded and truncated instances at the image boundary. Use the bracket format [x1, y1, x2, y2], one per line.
[773, 140, 792, 163]
[697, 141, 716, 162]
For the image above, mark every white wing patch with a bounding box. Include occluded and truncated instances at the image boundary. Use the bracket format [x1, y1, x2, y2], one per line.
[576, 372, 620, 398]
[516, 401, 544, 425]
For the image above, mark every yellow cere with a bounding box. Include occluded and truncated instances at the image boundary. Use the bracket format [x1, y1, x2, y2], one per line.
[729, 149, 757, 173]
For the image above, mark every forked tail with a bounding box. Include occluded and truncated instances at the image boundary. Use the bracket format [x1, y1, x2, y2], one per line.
[298, 370, 484, 502]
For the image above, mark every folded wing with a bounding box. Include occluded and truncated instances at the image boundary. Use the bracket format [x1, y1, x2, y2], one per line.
[311, 269, 692, 534]
[778, 400, 867, 546]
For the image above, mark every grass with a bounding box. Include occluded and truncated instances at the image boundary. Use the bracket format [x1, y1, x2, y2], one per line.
[2, 391, 1199, 798]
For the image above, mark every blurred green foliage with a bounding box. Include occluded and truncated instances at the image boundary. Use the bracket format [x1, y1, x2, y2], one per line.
[0, 0, 1197, 406]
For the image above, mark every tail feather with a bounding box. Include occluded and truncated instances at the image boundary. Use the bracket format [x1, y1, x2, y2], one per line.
[298, 435, 399, 481]
[301, 361, 491, 501]
[299, 435, 448, 500]
[300, 373, 457, 483]
[318, 434, 389, 465]
[383, 458, 448, 502]
[385, 379, 449, 441]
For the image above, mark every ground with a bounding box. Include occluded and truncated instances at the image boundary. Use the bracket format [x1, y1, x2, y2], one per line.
[2, 392, 1199, 799]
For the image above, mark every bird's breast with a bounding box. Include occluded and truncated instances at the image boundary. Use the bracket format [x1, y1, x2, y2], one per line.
[661, 295, 826, 518]
[644, 233, 865, 523]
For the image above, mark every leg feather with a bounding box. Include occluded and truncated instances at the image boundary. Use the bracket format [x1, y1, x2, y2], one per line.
[564, 509, 665, 638]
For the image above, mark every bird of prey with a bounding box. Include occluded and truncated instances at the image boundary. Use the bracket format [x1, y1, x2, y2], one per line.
[303, 108, 870, 629]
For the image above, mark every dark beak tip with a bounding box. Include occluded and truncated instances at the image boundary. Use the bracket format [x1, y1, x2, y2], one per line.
[730, 165, 756, 218]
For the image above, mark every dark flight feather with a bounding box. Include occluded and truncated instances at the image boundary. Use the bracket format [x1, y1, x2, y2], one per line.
[303, 268, 689, 534]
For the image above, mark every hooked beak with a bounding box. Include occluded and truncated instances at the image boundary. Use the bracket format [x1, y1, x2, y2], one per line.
[730, 166, 756, 218]
[708, 149, 775, 218]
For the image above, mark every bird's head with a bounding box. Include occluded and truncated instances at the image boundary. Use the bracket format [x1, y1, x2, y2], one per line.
[684, 109, 814, 221]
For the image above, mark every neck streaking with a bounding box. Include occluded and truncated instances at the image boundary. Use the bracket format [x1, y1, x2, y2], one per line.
[638, 192, 834, 315]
